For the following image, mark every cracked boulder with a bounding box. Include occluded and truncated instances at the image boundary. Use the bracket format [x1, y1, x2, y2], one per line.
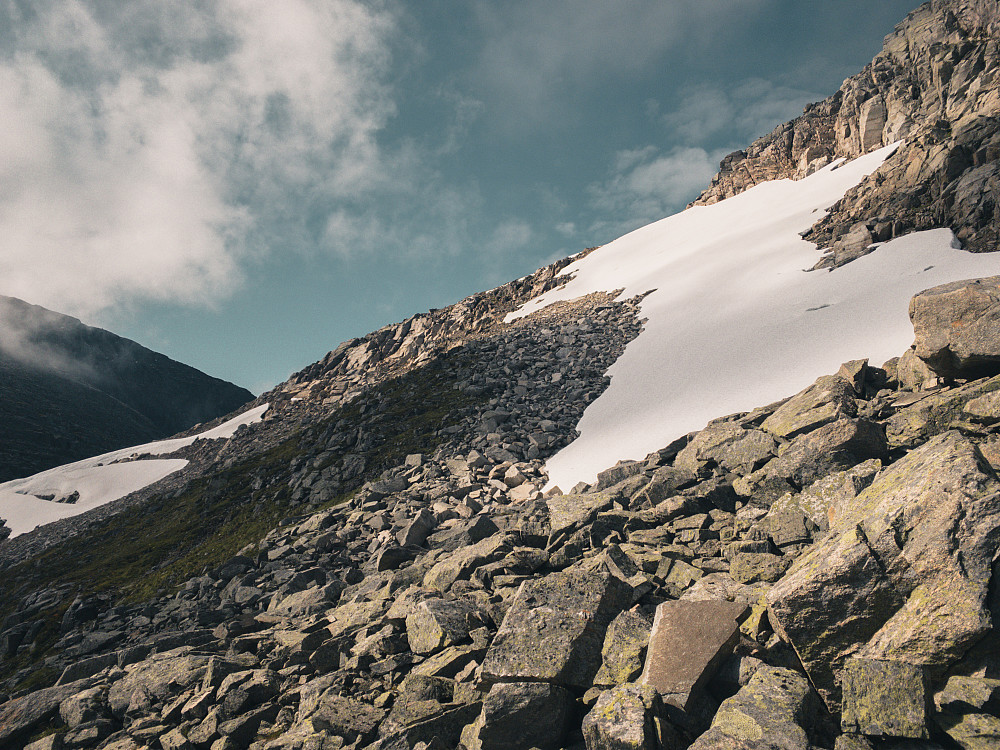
[767, 431, 1000, 708]
[480, 570, 631, 690]
[688, 667, 818, 750]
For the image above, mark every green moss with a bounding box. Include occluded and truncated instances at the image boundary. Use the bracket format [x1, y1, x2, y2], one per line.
[0, 349, 485, 689]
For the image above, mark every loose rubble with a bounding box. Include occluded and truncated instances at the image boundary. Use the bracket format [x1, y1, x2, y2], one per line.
[1, 269, 999, 748]
[1, 1, 999, 747]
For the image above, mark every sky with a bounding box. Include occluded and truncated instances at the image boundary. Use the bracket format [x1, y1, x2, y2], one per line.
[0, 0, 922, 393]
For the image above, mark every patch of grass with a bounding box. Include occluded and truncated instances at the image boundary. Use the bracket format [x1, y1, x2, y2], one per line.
[0, 349, 484, 689]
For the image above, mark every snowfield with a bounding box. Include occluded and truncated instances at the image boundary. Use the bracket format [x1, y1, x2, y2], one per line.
[0, 404, 268, 537]
[509, 144, 1000, 491]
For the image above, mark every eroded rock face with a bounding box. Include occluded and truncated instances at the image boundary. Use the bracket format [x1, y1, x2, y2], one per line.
[692, 0, 1000, 259]
[910, 276, 1000, 378]
[768, 431, 1000, 708]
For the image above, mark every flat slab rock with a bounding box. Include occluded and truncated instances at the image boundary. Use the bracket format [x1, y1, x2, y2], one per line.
[480, 570, 631, 690]
[841, 658, 928, 739]
[640, 598, 748, 711]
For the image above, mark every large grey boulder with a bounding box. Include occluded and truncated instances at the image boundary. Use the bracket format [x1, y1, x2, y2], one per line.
[761, 374, 857, 439]
[423, 533, 516, 592]
[546, 492, 616, 536]
[674, 422, 776, 476]
[405, 598, 479, 655]
[640, 599, 748, 712]
[768, 431, 1000, 708]
[687, 667, 818, 750]
[108, 651, 210, 717]
[840, 658, 928, 738]
[480, 570, 631, 690]
[760, 418, 887, 488]
[0, 678, 96, 746]
[910, 276, 1000, 378]
[461, 682, 574, 750]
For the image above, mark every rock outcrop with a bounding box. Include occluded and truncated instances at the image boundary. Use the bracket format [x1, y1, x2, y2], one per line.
[692, 0, 1000, 264]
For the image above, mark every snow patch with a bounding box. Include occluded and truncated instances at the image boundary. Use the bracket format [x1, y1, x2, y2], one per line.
[0, 403, 268, 537]
[508, 144, 999, 490]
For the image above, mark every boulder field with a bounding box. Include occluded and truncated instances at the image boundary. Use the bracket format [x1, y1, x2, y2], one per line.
[2, 278, 1000, 749]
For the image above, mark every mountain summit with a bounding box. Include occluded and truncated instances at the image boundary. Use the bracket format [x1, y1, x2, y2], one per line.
[0, 2, 999, 749]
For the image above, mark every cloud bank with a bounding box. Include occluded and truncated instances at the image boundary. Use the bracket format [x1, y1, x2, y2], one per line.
[0, 0, 399, 317]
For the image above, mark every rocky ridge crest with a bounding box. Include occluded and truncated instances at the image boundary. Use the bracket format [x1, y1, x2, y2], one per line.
[691, 0, 999, 267]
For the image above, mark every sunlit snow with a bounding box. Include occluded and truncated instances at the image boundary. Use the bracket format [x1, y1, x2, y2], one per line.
[0, 403, 268, 537]
[509, 144, 1000, 490]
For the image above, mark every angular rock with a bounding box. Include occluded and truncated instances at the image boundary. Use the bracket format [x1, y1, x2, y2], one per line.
[594, 607, 654, 688]
[423, 533, 516, 592]
[481, 570, 631, 690]
[397, 509, 436, 547]
[546, 492, 616, 536]
[768, 431, 1000, 708]
[936, 712, 1000, 750]
[761, 374, 857, 439]
[840, 658, 928, 738]
[308, 694, 385, 745]
[675, 422, 776, 476]
[935, 675, 1000, 714]
[729, 552, 791, 584]
[688, 667, 817, 750]
[582, 683, 672, 750]
[405, 599, 477, 655]
[0, 679, 95, 747]
[910, 276, 1000, 378]
[59, 686, 104, 728]
[640, 599, 749, 711]
[108, 652, 209, 717]
[761, 418, 887, 488]
[462, 681, 573, 750]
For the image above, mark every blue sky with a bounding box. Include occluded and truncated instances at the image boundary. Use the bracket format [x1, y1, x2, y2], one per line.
[0, 0, 920, 393]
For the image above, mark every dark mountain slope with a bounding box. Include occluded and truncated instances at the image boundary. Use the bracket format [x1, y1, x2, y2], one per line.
[0, 296, 254, 481]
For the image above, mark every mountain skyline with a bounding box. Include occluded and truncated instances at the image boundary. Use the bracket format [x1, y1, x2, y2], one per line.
[0, 1, 919, 393]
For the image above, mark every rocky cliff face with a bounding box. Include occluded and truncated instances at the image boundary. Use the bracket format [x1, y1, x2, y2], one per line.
[692, 0, 999, 267]
[0, 296, 254, 482]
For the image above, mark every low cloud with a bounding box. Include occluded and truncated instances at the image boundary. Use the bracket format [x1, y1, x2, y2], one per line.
[587, 146, 724, 239]
[662, 78, 821, 147]
[0, 0, 399, 318]
[470, 0, 770, 131]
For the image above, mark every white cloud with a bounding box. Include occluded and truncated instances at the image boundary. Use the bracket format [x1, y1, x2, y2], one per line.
[470, 0, 770, 129]
[587, 146, 724, 238]
[0, 0, 399, 318]
[663, 78, 820, 146]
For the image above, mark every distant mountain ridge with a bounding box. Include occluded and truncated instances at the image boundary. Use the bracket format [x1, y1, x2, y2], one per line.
[0, 295, 254, 482]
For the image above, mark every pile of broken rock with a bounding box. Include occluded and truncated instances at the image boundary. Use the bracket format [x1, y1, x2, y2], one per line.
[3, 277, 1000, 749]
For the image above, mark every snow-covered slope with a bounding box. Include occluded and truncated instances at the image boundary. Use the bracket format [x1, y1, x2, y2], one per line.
[0, 404, 268, 537]
[510, 144, 1000, 490]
